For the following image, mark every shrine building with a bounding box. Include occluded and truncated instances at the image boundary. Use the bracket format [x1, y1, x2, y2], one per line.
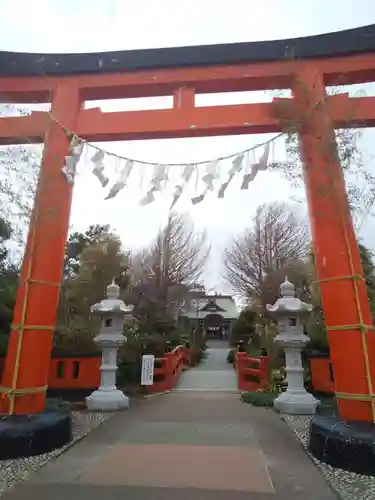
[180, 293, 238, 340]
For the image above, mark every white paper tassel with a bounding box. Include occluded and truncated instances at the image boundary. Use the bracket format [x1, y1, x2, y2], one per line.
[61, 138, 84, 184]
[139, 190, 156, 206]
[191, 160, 219, 205]
[218, 154, 244, 199]
[139, 164, 169, 206]
[91, 150, 109, 188]
[170, 185, 183, 210]
[71, 142, 84, 156]
[170, 164, 195, 210]
[241, 144, 270, 190]
[202, 160, 219, 187]
[151, 164, 168, 192]
[182, 164, 195, 183]
[61, 156, 76, 184]
[105, 159, 134, 200]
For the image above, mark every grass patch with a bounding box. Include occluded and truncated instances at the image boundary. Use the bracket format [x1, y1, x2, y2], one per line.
[241, 391, 278, 408]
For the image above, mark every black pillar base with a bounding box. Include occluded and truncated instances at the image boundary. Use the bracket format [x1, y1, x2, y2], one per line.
[0, 399, 72, 460]
[309, 406, 375, 476]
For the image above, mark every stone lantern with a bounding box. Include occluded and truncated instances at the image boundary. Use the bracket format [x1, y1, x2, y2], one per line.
[266, 278, 319, 415]
[85, 280, 134, 411]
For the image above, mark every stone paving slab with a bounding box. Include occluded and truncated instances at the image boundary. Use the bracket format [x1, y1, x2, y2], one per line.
[177, 370, 238, 391]
[119, 421, 257, 446]
[138, 391, 252, 423]
[0, 483, 286, 499]
[81, 443, 274, 493]
[176, 344, 238, 391]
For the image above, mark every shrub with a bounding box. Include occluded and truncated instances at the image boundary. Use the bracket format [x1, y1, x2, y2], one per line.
[306, 322, 329, 354]
[117, 359, 141, 388]
[200, 339, 208, 352]
[241, 390, 278, 408]
[165, 330, 184, 348]
[268, 368, 286, 393]
[230, 308, 258, 347]
[304, 367, 312, 390]
[226, 348, 235, 364]
[189, 346, 206, 366]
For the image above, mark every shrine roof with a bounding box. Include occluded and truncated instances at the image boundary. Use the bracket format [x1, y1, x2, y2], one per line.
[0, 24, 374, 77]
[181, 295, 239, 320]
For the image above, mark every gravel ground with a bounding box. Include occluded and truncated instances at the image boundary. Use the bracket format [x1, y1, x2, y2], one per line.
[281, 414, 375, 500]
[0, 411, 114, 497]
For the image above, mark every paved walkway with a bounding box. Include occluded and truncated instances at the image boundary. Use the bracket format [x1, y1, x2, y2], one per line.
[3, 344, 336, 499]
[176, 341, 237, 392]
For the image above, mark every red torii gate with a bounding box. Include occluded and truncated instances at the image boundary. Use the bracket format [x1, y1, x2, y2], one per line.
[1, 25, 375, 422]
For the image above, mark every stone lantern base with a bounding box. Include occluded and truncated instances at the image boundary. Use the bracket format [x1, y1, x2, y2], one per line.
[85, 388, 129, 412]
[274, 389, 320, 415]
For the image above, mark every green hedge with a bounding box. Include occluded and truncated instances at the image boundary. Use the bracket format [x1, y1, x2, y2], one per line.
[117, 359, 141, 387]
[189, 347, 206, 366]
[241, 391, 278, 408]
[226, 349, 235, 364]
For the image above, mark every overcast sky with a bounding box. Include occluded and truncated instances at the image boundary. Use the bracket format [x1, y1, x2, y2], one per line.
[0, 0, 374, 293]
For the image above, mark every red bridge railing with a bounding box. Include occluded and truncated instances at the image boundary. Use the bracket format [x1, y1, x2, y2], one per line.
[0, 346, 192, 395]
[148, 345, 190, 393]
[235, 351, 269, 392]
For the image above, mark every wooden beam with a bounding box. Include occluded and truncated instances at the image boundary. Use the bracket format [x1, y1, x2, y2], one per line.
[0, 111, 48, 144]
[0, 53, 374, 103]
[275, 94, 375, 129]
[75, 96, 375, 141]
[0, 95, 374, 145]
[75, 103, 281, 141]
[330, 95, 375, 128]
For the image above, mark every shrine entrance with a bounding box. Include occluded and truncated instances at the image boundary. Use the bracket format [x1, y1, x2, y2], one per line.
[0, 25, 375, 432]
[204, 314, 225, 340]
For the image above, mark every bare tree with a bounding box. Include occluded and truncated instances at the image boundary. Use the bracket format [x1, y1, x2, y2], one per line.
[222, 202, 309, 299]
[270, 87, 375, 226]
[0, 104, 40, 247]
[258, 258, 313, 307]
[130, 212, 210, 315]
[133, 212, 210, 287]
[156, 212, 210, 286]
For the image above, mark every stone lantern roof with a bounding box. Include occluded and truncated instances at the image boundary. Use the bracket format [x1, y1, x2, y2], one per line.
[91, 279, 134, 315]
[266, 278, 313, 316]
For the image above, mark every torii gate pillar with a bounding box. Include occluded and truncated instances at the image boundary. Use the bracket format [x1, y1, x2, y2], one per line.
[0, 85, 82, 415]
[294, 68, 375, 422]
